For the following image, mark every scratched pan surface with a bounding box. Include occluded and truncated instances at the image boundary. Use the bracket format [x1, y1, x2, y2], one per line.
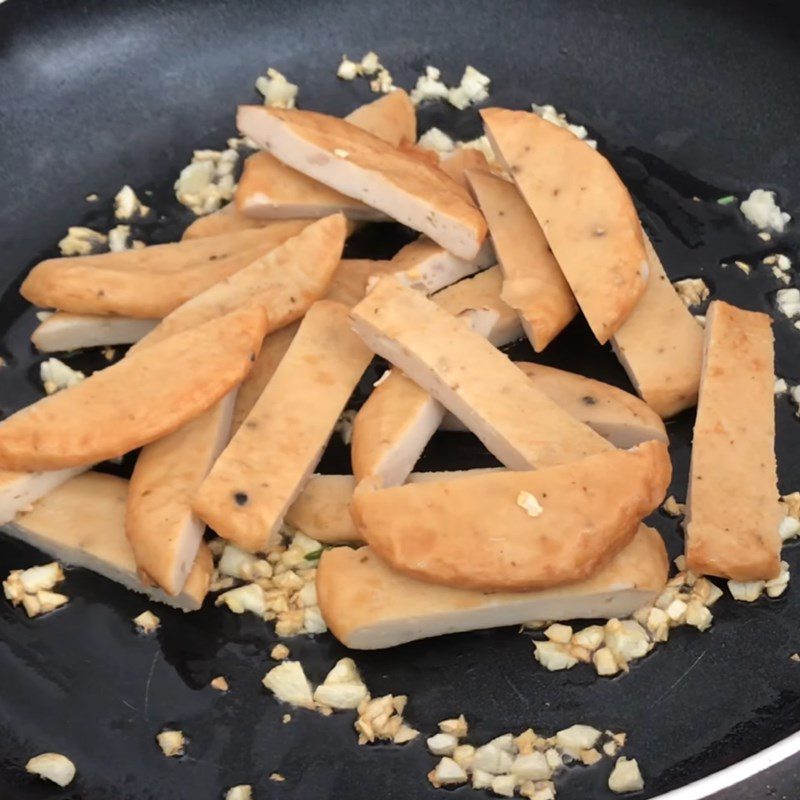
[1, 1, 800, 798]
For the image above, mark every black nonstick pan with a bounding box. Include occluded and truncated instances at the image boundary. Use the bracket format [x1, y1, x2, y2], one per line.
[2, 1, 800, 798]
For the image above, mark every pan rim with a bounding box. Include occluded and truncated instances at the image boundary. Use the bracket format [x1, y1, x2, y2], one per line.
[652, 728, 800, 799]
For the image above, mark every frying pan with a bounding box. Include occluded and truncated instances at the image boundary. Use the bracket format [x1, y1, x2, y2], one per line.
[1, 1, 799, 798]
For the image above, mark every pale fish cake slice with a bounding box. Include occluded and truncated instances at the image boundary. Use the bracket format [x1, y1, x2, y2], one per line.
[126, 390, 237, 595]
[5, 472, 211, 611]
[21, 221, 309, 318]
[237, 152, 388, 221]
[231, 321, 300, 434]
[0, 306, 268, 471]
[685, 300, 782, 581]
[236, 106, 487, 260]
[343, 89, 416, 147]
[482, 107, 647, 343]
[131, 214, 346, 350]
[229, 258, 398, 433]
[351, 440, 672, 592]
[236, 91, 415, 221]
[286, 469, 501, 545]
[182, 203, 289, 240]
[193, 301, 372, 553]
[317, 525, 668, 649]
[382, 234, 495, 295]
[31, 313, 158, 352]
[0, 466, 88, 524]
[466, 168, 578, 351]
[610, 234, 704, 418]
[350, 277, 610, 471]
[442, 362, 668, 448]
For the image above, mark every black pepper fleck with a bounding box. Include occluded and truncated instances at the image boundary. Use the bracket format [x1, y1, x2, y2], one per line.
[234, 492, 249, 506]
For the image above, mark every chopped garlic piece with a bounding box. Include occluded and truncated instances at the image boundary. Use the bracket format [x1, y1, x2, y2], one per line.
[775, 378, 789, 395]
[108, 224, 133, 253]
[571, 625, 605, 651]
[517, 491, 544, 518]
[782, 491, 800, 519]
[255, 67, 298, 109]
[473, 743, 513, 774]
[673, 278, 709, 307]
[114, 184, 149, 220]
[772, 266, 791, 284]
[40, 358, 85, 395]
[175, 148, 238, 215]
[410, 66, 450, 105]
[490, 774, 516, 797]
[370, 69, 394, 94]
[337, 56, 361, 80]
[313, 657, 369, 710]
[18, 562, 64, 593]
[685, 599, 713, 631]
[604, 619, 651, 666]
[644, 607, 670, 642]
[302, 605, 328, 634]
[765, 561, 790, 598]
[534, 640, 578, 671]
[511, 751, 551, 781]
[58, 226, 107, 256]
[270, 643, 290, 660]
[728, 579, 766, 602]
[544, 623, 572, 644]
[156, 730, 185, 757]
[692, 577, 723, 607]
[665, 599, 688, 624]
[471, 768, 494, 789]
[219, 545, 272, 581]
[355, 694, 418, 745]
[447, 65, 490, 110]
[662, 495, 686, 517]
[453, 743, 475, 769]
[25, 753, 76, 787]
[434, 714, 468, 739]
[608, 757, 644, 793]
[532, 102, 596, 147]
[417, 127, 456, 154]
[359, 52, 380, 75]
[734, 260, 751, 275]
[780, 515, 800, 541]
[269, 772, 285, 782]
[133, 610, 160, 634]
[36, 591, 69, 614]
[210, 676, 229, 692]
[593, 647, 620, 676]
[581, 748, 603, 766]
[776, 288, 800, 319]
[428, 756, 468, 787]
[224, 786, 252, 800]
[394, 724, 420, 744]
[262, 660, 315, 708]
[215, 583, 267, 616]
[427, 732, 459, 756]
[740, 189, 791, 233]
[555, 724, 601, 756]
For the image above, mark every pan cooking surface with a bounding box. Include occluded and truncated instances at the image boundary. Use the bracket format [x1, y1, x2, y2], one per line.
[1, 1, 800, 798]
